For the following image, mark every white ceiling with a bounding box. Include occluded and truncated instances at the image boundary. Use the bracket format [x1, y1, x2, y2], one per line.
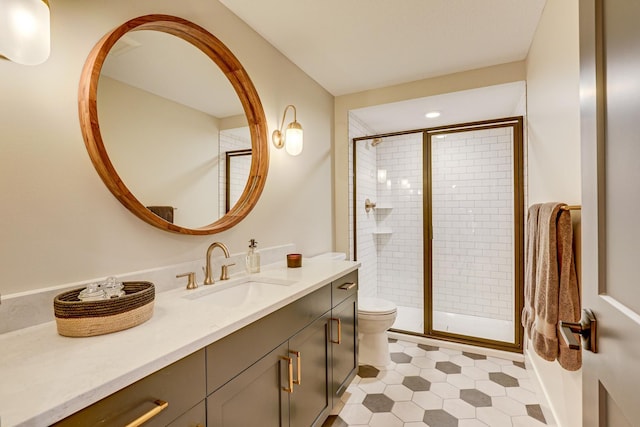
[351, 81, 526, 134]
[102, 2, 545, 132]
[220, 0, 546, 96]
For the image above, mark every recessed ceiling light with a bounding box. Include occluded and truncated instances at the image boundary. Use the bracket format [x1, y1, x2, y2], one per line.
[425, 111, 441, 119]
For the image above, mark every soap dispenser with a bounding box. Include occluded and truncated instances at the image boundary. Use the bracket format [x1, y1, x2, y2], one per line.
[246, 239, 260, 273]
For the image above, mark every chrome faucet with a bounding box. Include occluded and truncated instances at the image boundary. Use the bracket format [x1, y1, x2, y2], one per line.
[204, 242, 230, 285]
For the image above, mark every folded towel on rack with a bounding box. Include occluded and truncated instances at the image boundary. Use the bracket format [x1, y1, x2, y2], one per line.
[531, 202, 564, 361]
[522, 203, 542, 337]
[556, 208, 582, 371]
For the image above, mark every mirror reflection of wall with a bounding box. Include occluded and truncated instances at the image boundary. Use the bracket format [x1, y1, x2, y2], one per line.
[219, 127, 252, 216]
[96, 30, 245, 229]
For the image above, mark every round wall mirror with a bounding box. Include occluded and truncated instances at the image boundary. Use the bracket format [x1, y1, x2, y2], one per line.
[78, 15, 268, 235]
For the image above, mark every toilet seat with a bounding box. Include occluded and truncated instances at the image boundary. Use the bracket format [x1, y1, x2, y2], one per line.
[358, 297, 397, 315]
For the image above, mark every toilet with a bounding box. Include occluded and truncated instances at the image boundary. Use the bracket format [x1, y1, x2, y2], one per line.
[309, 252, 397, 366]
[358, 296, 397, 366]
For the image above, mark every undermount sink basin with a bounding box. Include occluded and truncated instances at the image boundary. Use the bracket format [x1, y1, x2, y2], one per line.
[183, 276, 296, 306]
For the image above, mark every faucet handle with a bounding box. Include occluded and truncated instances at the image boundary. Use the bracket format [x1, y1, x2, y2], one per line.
[220, 263, 236, 281]
[177, 272, 198, 290]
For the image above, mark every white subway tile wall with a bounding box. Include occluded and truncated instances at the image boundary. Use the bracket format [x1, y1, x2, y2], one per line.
[375, 133, 424, 309]
[349, 113, 378, 298]
[431, 128, 515, 321]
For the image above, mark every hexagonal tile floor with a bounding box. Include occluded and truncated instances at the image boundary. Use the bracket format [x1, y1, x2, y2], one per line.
[323, 338, 553, 427]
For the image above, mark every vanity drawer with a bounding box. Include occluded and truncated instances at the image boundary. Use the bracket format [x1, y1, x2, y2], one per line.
[331, 270, 358, 307]
[54, 349, 205, 427]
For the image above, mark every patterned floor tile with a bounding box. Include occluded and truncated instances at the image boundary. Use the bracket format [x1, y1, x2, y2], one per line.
[391, 352, 413, 364]
[423, 409, 459, 427]
[463, 351, 487, 360]
[447, 373, 476, 389]
[412, 390, 444, 410]
[392, 401, 427, 422]
[384, 384, 414, 401]
[489, 371, 520, 387]
[460, 388, 492, 407]
[430, 382, 461, 399]
[526, 404, 547, 423]
[491, 396, 528, 416]
[369, 412, 403, 427]
[411, 356, 436, 369]
[403, 375, 431, 391]
[436, 361, 463, 374]
[475, 379, 507, 397]
[332, 338, 551, 427]
[362, 393, 395, 412]
[443, 398, 477, 419]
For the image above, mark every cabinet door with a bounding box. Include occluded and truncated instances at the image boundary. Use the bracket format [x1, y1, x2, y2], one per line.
[288, 313, 331, 427]
[207, 341, 290, 427]
[331, 294, 358, 398]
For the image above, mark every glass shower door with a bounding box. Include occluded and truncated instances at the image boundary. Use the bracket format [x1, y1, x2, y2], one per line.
[427, 121, 523, 347]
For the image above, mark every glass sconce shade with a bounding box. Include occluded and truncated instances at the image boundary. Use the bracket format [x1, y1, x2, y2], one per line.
[272, 104, 303, 156]
[284, 122, 303, 156]
[0, 0, 50, 65]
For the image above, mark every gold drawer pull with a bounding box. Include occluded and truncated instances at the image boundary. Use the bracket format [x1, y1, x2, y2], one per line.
[125, 399, 168, 427]
[281, 355, 294, 393]
[338, 282, 356, 290]
[290, 350, 301, 385]
[330, 318, 342, 344]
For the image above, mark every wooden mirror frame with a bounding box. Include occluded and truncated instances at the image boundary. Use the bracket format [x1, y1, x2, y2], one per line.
[78, 14, 268, 235]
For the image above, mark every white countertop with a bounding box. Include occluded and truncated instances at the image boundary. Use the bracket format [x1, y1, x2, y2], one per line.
[0, 259, 359, 427]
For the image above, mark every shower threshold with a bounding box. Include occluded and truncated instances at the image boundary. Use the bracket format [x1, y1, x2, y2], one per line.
[394, 305, 515, 343]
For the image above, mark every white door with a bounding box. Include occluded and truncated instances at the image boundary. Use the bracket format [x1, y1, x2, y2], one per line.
[580, 0, 640, 425]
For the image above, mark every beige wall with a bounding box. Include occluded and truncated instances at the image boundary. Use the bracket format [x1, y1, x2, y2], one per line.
[99, 77, 221, 228]
[525, 0, 582, 426]
[333, 61, 527, 254]
[0, 0, 334, 295]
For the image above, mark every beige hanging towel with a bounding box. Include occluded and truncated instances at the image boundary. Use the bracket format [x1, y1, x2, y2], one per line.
[522, 203, 542, 338]
[531, 202, 563, 361]
[555, 207, 582, 371]
[531, 202, 582, 370]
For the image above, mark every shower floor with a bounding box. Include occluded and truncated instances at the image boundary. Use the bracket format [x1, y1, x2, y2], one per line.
[393, 305, 515, 343]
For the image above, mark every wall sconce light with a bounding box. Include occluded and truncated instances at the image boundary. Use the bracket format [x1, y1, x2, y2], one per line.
[272, 104, 303, 156]
[0, 0, 50, 65]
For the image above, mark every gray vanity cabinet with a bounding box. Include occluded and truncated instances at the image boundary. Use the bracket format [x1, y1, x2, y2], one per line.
[207, 341, 290, 426]
[206, 313, 331, 427]
[53, 269, 358, 427]
[288, 312, 331, 427]
[53, 349, 206, 427]
[331, 293, 358, 398]
[330, 270, 358, 402]
[206, 285, 332, 427]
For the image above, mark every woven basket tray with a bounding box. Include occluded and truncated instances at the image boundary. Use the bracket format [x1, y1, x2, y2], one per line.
[54, 281, 155, 337]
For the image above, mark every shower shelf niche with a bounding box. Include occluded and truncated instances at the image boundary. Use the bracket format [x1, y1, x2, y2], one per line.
[372, 228, 392, 235]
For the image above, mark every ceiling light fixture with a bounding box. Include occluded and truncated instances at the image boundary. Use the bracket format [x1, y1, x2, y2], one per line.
[0, 0, 50, 65]
[272, 104, 303, 156]
[425, 111, 441, 119]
